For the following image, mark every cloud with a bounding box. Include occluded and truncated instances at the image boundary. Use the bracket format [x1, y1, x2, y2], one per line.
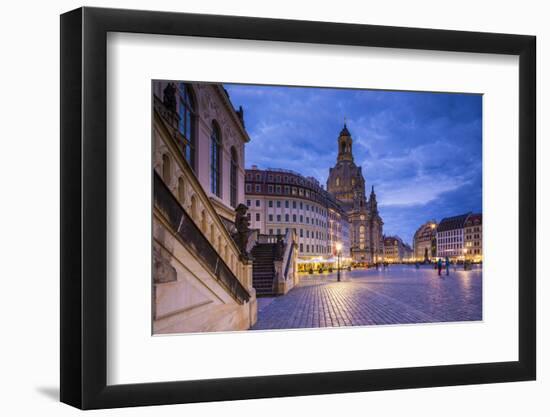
[225, 83, 482, 242]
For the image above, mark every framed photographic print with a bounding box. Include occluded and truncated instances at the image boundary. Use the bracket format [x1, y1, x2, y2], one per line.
[60, 6, 536, 410]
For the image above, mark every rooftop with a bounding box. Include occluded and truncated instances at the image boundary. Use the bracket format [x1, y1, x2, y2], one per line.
[437, 213, 471, 232]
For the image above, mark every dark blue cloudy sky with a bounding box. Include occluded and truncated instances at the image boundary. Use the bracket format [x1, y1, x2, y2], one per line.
[225, 84, 482, 245]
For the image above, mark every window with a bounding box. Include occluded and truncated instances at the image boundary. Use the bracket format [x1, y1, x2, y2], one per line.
[293, 214, 297, 222]
[268, 200, 273, 207]
[255, 184, 261, 192]
[276, 201, 281, 208]
[255, 200, 260, 207]
[300, 202, 303, 210]
[178, 177, 186, 204]
[292, 201, 297, 209]
[256, 213, 260, 221]
[277, 215, 281, 222]
[300, 243, 303, 252]
[246, 184, 252, 193]
[285, 200, 289, 208]
[210, 122, 221, 197]
[268, 185, 273, 193]
[300, 215, 303, 222]
[269, 229, 273, 235]
[246, 200, 251, 206]
[285, 214, 289, 222]
[269, 214, 273, 222]
[162, 154, 171, 183]
[276, 185, 282, 194]
[177, 84, 196, 167]
[256, 174, 261, 181]
[230, 147, 238, 207]
[300, 229, 303, 237]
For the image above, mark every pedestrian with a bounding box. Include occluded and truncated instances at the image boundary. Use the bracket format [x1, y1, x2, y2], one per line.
[415, 261, 419, 269]
[437, 258, 442, 276]
[445, 256, 450, 276]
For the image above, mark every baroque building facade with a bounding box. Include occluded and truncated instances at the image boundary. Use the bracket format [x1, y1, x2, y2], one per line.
[383, 235, 413, 263]
[152, 81, 257, 334]
[463, 213, 483, 262]
[244, 166, 350, 259]
[326, 125, 384, 263]
[436, 212, 471, 260]
[413, 220, 438, 262]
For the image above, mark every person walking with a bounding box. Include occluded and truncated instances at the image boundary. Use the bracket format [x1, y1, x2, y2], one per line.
[445, 256, 450, 276]
[437, 258, 442, 276]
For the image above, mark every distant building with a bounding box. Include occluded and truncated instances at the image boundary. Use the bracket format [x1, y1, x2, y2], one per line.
[383, 235, 410, 263]
[403, 243, 414, 261]
[244, 166, 350, 259]
[464, 213, 483, 262]
[413, 220, 438, 261]
[326, 125, 384, 263]
[326, 192, 351, 258]
[436, 213, 471, 260]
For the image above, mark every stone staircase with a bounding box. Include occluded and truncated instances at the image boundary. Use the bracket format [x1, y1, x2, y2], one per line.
[251, 243, 277, 296]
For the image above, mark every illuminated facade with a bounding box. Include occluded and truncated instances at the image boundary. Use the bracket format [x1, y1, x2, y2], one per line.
[464, 213, 483, 261]
[436, 213, 471, 260]
[326, 125, 384, 263]
[383, 236, 412, 263]
[413, 220, 438, 261]
[244, 167, 350, 259]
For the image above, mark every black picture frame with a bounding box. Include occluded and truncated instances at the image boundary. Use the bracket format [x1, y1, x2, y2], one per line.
[60, 6, 536, 410]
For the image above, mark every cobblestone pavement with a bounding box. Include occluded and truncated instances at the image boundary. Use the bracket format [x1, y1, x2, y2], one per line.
[252, 265, 482, 330]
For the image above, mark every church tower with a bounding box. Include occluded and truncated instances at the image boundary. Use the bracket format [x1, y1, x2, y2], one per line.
[337, 124, 354, 162]
[327, 124, 383, 263]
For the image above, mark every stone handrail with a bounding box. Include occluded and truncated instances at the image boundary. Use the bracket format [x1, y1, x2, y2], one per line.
[257, 234, 284, 244]
[281, 228, 297, 281]
[153, 172, 250, 304]
[153, 102, 250, 289]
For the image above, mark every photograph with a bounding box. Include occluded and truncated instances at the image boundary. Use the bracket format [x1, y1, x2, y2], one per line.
[152, 80, 483, 335]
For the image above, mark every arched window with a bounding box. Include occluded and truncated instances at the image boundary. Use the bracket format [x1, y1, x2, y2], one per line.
[162, 154, 171, 183]
[335, 177, 340, 187]
[230, 147, 238, 207]
[210, 122, 221, 197]
[177, 177, 186, 204]
[201, 209, 208, 232]
[190, 195, 198, 221]
[177, 83, 196, 168]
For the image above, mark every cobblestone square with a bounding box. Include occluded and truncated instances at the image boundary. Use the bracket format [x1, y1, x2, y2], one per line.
[252, 265, 482, 330]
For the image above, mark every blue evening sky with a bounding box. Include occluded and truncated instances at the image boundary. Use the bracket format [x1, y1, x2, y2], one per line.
[225, 84, 482, 245]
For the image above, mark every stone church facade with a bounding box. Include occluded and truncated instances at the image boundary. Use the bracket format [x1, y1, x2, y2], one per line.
[327, 125, 384, 263]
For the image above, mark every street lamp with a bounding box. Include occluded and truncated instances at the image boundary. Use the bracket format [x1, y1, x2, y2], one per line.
[335, 242, 343, 282]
